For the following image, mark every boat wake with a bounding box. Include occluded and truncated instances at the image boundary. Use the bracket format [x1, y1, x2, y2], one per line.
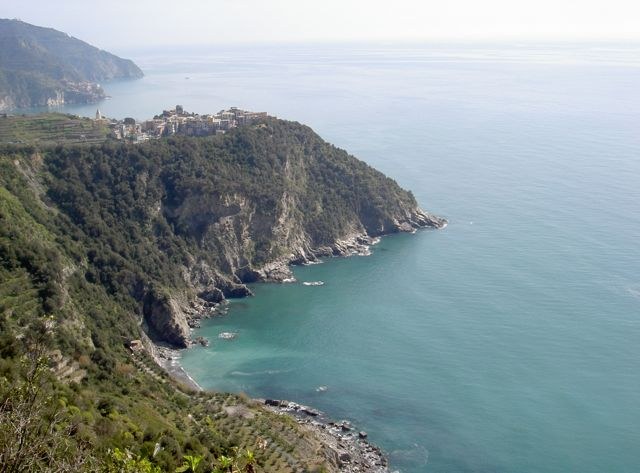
[230, 369, 289, 377]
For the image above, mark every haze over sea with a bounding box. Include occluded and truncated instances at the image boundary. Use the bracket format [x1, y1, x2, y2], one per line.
[49, 43, 640, 472]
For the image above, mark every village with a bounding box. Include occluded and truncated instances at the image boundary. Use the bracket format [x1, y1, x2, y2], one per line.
[95, 105, 270, 142]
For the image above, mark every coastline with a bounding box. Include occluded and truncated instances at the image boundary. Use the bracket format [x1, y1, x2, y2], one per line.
[144, 239, 392, 470]
[154, 345, 203, 392]
[262, 398, 389, 472]
[146, 219, 447, 471]
[144, 339, 391, 471]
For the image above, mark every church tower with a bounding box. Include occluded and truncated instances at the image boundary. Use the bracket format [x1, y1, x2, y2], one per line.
[95, 109, 102, 120]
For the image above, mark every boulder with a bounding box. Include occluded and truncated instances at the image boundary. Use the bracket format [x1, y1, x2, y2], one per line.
[339, 421, 353, 432]
[197, 287, 224, 303]
[220, 282, 253, 298]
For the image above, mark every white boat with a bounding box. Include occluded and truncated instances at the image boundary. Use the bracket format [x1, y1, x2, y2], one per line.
[302, 281, 324, 286]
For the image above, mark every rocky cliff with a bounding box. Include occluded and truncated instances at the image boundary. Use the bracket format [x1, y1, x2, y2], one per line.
[0, 118, 444, 470]
[4, 118, 445, 348]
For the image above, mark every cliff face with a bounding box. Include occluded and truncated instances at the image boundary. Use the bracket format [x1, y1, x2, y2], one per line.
[140, 122, 445, 346]
[3, 118, 445, 347]
[0, 119, 443, 469]
[0, 19, 143, 110]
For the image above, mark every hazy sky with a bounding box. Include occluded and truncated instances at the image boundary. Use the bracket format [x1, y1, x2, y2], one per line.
[3, 0, 639, 51]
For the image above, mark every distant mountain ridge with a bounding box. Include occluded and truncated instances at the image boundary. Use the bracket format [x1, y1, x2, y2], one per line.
[0, 19, 143, 111]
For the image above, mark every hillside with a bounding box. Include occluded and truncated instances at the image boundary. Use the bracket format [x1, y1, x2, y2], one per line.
[0, 19, 143, 111]
[0, 113, 110, 145]
[0, 119, 445, 471]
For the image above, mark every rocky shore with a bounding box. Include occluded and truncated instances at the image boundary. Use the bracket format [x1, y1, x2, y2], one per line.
[262, 399, 389, 473]
[141, 334, 391, 471]
[154, 346, 203, 392]
[140, 208, 446, 471]
[143, 207, 447, 350]
[147, 351, 391, 472]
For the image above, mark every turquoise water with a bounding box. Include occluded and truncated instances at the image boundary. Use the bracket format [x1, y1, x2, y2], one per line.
[51, 44, 640, 472]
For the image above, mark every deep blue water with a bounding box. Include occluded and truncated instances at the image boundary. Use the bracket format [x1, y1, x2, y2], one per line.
[47, 43, 640, 472]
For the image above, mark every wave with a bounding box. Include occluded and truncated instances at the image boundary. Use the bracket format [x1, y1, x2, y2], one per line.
[388, 443, 429, 468]
[303, 281, 324, 286]
[627, 286, 640, 299]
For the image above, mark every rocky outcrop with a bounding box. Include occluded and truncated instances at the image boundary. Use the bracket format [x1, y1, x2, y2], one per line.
[0, 95, 15, 111]
[142, 200, 446, 348]
[146, 206, 446, 348]
[33, 119, 446, 348]
[197, 287, 224, 304]
[143, 290, 191, 348]
[263, 399, 389, 472]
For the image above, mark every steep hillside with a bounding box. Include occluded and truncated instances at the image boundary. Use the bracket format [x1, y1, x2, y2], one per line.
[0, 119, 444, 471]
[38, 119, 445, 347]
[0, 19, 143, 110]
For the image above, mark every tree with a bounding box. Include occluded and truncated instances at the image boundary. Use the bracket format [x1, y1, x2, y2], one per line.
[0, 352, 93, 472]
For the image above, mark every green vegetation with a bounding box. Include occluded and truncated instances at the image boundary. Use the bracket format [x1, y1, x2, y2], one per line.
[0, 114, 110, 145]
[0, 19, 143, 110]
[0, 118, 430, 470]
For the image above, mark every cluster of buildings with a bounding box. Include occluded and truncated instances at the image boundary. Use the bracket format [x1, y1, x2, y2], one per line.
[96, 105, 270, 142]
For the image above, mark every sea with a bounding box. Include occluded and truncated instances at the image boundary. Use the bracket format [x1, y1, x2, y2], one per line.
[41, 42, 640, 472]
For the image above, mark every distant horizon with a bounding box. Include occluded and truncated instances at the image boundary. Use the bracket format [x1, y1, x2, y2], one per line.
[11, 20, 640, 53]
[5, 17, 640, 61]
[2, 0, 639, 51]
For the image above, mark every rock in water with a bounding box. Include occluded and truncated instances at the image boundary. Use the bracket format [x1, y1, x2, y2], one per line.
[218, 332, 238, 340]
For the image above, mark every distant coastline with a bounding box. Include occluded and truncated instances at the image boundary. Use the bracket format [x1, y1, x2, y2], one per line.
[0, 19, 143, 111]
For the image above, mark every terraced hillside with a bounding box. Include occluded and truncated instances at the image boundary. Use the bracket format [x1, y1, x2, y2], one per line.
[0, 113, 109, 145]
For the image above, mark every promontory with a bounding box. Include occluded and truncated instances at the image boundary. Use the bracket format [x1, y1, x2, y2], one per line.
[0, 114, 445, 471]
[0, 19, 143, 111]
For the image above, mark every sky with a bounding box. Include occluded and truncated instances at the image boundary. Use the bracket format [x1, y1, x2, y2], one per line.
[3, 0, 640, 51]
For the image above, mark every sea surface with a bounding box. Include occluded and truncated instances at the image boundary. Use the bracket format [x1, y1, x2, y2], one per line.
[46, 43, 640, 472]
